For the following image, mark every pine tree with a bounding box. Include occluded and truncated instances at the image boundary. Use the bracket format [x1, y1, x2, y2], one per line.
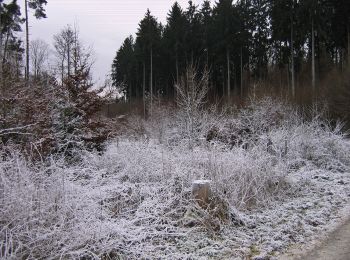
[162, 2, 187, 92]
[236, 0, 254, 97]
[271, 0, 302, 98]
[212, 0, 240, 98]
[111, 36, 136, 99]
[185, 1, 202, 65]
[135, 9, 162, 116]
[24, 0, 47, 85]
[199, 0, 212, 68]
[299, 0, 331, 95]
[329, 0, 350, 66]
[1, 0, 24, 132]
[0, 0, 23, 80]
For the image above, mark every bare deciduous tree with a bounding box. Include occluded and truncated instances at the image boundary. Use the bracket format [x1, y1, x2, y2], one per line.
[53, 25, 74, 84]
[175, 65, 210, 149]
[53, 24, 94, 85]
[30, 38, 49, 79]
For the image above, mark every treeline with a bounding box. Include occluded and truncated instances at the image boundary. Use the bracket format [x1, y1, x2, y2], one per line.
[112, 0, 350, 100]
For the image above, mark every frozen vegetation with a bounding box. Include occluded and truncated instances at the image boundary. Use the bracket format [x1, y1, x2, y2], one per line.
[1, 98, 350, 259]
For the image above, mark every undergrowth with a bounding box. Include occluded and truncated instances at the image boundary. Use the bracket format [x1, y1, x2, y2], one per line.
[1, 97, 350, 259]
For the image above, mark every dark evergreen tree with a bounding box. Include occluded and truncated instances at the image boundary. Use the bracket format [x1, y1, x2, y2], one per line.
[184, 1, 203, 65]
[328, 0, 350, 66]
[111, 36, 136, 99]
[0, 0, 24, 81]
[235, 0, 254, 96]
[135, 9, 162, 115]
[199, 0, 212, 68]
[163, 2, 187, 88]
[212, 0, 240, 98]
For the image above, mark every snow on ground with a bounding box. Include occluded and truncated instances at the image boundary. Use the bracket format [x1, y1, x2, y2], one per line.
[1, 98, 350, 259]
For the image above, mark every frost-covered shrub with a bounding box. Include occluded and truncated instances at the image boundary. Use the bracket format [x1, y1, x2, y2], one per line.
[0, 67, 112, 159]
[1, 97, 350, 259]
[205, 97, 298, 149]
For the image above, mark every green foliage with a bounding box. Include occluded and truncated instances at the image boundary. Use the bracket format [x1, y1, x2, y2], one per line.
[27, 0, 47, 19]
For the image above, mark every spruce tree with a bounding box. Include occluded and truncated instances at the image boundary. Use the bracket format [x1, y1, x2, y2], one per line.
[199, 0, 213, 68]
[163, 2, 187, 86]
[212, 0, 239, 98]
[111, 36, 136, 99]
[135, 9, 162, 116]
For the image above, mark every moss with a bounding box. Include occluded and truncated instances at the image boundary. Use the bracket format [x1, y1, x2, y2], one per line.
[249, 244, 261, 258]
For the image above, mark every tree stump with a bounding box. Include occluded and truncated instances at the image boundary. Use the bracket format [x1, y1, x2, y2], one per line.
[192, 180, 211, 208]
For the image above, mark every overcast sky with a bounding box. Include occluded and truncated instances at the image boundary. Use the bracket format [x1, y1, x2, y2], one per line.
[18, 0, 213, 84]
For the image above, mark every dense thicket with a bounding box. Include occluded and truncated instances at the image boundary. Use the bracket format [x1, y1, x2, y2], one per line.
[112, 0, 350, 101]
[0, 1, 112, 157]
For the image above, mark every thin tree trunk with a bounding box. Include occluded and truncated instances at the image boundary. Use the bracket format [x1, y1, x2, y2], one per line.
[222, 70, 225, 97]
[129, 81, 132, 102]
[16, 53, 21, 79]
[312, 17, 316, 95]
[341, 49, 345, 71]
[0, 18, 4, 129]
[247, 52, 250, 92]
[206, 48, 209, 68]
[290, 4, 295, 99]
[61, 58, 65, 86]
[2, 30, 10, 68]
[74, 28, 78, 75]
[347, 24, 350, 65]
[287, 64, 290, 96]
[176, 50, 179, 83]
[25, 0, 30, 86]
[34, 58, 38, 79]
[0, 19, 3, 81]
[240, 47, 243, 98]
[143, 61, 146, 119]
[150, 47, 153, 117]
[67, 44, 71, 78]
[227, 47, 230, 99]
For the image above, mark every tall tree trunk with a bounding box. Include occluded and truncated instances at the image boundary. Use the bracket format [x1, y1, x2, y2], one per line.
[0, 20, 4, 129]
[347, 24, 350, 65]
[290, 4, 295, 99]
[2, 30, 10, 69]
[227, 47, 230, 99]
[67, 45, 71, 78]
[240, 47, 243, 98]
[25, 0, 30, 86]
[247, 52, 251, 93]
[34, 58, 38, 79]
[61, 58, 64, 86]
[143, 61, 146, 119]
[0, 20, 3, 80]
[150, 47, 153, 117]
[206, 48, 209, 68]
[222, 70, 225, 97]
[176, 50, 179, 83]
[311, 17, 316, 95]
[74, 28, 78, 75]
